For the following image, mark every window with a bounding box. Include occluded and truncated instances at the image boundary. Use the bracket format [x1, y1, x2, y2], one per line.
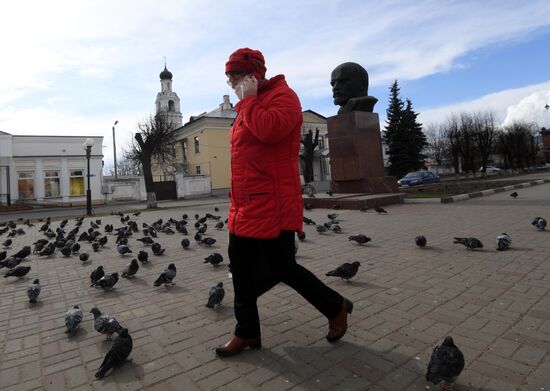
[182, 139, 188, 162]
[196, 165, 201, 175]
[44, 171, 60, 197]
[17, 171, 34, 199]
[194, 136, 200, 154]
[70, 170, 85, 196]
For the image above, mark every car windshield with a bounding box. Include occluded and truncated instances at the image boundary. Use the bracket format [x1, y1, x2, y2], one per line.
[404, 172, 421, 178]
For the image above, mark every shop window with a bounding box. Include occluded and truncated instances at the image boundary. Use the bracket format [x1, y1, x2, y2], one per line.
[70, 170, 85, 196]
[44, 170, 60, 197]
[17, 171, 34, 199]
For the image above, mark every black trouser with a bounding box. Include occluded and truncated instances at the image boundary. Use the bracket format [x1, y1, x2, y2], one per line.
[228, 230, 343, 339]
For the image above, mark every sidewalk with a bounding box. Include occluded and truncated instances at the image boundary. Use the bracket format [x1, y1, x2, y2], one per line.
[0, 184, 549, 390]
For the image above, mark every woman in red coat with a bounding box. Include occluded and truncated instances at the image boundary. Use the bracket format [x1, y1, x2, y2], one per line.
[216, 48, 353, 357]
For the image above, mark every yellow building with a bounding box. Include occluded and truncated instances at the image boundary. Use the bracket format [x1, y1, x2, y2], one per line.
[172, 96, 329, 195]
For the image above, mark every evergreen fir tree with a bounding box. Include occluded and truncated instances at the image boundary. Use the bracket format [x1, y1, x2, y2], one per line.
[383, 81, 427, 178]
[402, 98, 427, 171]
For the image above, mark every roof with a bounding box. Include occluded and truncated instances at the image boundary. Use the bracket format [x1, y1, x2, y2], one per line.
[0, 130, 11, 135]
[302, 109, 327, 120]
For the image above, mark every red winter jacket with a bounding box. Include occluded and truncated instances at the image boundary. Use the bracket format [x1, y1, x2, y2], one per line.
[228, 75, 304, 239]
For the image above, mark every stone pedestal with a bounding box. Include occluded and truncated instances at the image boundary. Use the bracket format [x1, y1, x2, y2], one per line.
[327, 111, 398, 194]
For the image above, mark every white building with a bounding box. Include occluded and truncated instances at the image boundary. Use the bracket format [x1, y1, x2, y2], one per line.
[0, 131, 104, 206]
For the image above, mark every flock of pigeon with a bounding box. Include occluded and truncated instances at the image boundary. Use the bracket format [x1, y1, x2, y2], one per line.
[303, 190, 546, 389]
[0, 189, 545, 387]
[0, 209, 228, 379]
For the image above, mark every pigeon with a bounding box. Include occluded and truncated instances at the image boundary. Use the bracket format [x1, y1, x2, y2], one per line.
[104, 224, 114, 234]
[205, 282, 225, 308]
[415, 235, 427, 248]
[33, 241, 46, 254]
[326, 190, 333, 196]
[79, 252, 90, 262]
[95, 273, 119, 290]
[4, 265, 31, 278]
[151, 242, 165, 256]
[65, 305, 83, 334]
[331, 224, 342, 233]
[132, 211, 141, 216]
[90, 265, 105, 286]
[325, 261, 360, 281]
[2, 239, 12, 248]
[180, 238, 190, 249]
[90, 307, 123, 340]
[122, 259, 139, 278]
[316, 225, 328, 234]
[137, 250, 149, 264]
[27, 279, 41, 303]
[532, 217, 547, 231]
[496, 233, 512, 251]
[154, 263, 176, 286]
[453, 237, 483, 250]
[348, 234, 371, 245]
[13, 245, 31, 260]
[510, 191, 518, 198]
[137, 237, 154, 245]
[60, 246, 72, 257]
[426, 336, 465, 390]
[327, 213, 339, 221]
[374, 206, 388, 214]
[1, 256, 21, 269]
[95, 328, 133, 379]
[117, 237, 128, 246]
[71, 243, 80, 253]
[98, 236, 108, 246]
[303, 217, 316, 225]
[214, 207, 219, 212]
[78, 232, 89, 242]
[91, 241, 100, 252]
[204, 253, 224, 266]
[304, 203, 313, 211]
[117, 244, 132, 256]
[200, 237, 216, 247]
[215, 221, 224, 230]
[38, 243, 55, 257]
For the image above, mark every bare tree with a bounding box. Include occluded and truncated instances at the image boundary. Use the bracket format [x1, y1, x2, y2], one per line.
[473, 111, 497, 175]
[444, 114, 461, 174]
[127, 114, 178, 208]
[424, 123, 447, 167]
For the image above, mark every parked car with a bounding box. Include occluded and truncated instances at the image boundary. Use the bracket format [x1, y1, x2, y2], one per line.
[397, 171, 440, 186]
[479, 166, 501, 173]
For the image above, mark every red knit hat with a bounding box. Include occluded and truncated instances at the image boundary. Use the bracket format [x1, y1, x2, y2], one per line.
[225, 48, 266, 79]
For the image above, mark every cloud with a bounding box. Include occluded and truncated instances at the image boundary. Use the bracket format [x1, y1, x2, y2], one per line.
[418, 80, 550, 126]
[502, 89, 550, 128]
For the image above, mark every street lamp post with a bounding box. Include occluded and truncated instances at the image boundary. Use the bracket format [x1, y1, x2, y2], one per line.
[112, 120, 119, 179]
[83, 138, 94, 216]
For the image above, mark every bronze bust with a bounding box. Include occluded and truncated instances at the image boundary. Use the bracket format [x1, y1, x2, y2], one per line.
[331, 62, 378, 114]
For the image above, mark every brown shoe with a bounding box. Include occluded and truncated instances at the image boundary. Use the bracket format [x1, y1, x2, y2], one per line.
[327, 299, 353, 343]
[215, 335, 262, 357]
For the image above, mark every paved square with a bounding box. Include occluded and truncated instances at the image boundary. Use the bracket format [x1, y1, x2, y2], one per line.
[1, 184, 549, 390]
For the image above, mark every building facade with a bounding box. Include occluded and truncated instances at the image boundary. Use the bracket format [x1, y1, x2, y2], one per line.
[0, 131, 104, 206]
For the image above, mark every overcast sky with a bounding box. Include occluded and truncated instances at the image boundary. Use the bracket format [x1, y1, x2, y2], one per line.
[1, 0, 550, 171]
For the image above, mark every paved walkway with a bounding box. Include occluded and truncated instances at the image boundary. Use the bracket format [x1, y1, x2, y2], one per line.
[1, 185, 549, 390]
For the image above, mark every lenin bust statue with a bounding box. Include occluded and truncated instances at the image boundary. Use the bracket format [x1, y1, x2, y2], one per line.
[331, 62, 378, 114]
